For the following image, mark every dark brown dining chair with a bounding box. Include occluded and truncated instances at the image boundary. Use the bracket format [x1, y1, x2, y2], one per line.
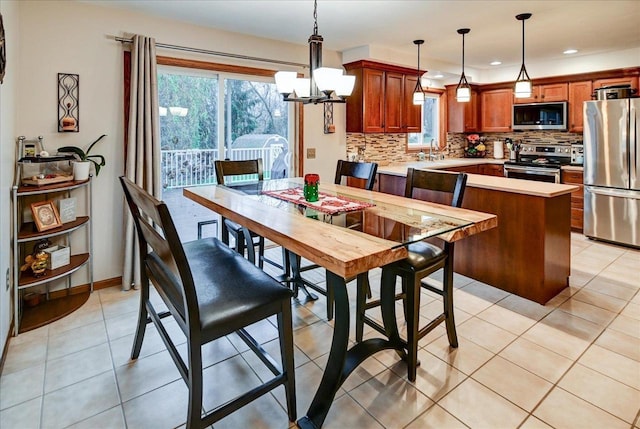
[286, 160, 378, 320]
[120, 176, 296, 428]
[214, 159, 268, 268]
[355, 168, 467, 382]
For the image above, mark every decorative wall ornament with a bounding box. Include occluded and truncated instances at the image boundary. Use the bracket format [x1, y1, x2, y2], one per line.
[0, 13, 6, 84]
[58, 73, 79, 132]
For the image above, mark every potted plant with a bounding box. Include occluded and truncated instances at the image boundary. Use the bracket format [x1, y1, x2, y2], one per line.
[58, 134, 107, 181]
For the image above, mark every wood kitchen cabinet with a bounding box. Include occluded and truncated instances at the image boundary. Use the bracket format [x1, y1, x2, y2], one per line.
[344, 60, 422, 133]
[481, 89, 512, 132]
[561, 169, 584, 232]
[568, 80, 593, 133]
[514, 83, 568, 103]
[593, 76, 639, 90]
[446, 85, 480, 133]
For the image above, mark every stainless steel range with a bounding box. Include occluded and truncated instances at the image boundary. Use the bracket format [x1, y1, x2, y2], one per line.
[503, 143, 572, 183]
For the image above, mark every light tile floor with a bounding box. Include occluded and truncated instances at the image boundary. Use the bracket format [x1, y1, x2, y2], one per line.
[1, 233, 639, 429]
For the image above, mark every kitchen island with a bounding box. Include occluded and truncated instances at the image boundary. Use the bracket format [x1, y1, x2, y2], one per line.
[376, 160, 578, 304]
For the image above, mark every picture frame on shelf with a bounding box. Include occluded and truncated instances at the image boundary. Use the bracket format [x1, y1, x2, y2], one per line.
[31, 200, 62, 232]
[58, 197, 77, 223]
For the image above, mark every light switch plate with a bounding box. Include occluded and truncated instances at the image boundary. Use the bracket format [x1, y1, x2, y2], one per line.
[307, 148, 316, 159]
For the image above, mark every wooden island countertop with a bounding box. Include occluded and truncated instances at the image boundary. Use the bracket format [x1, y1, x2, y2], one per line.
[374, 160, 578, 304]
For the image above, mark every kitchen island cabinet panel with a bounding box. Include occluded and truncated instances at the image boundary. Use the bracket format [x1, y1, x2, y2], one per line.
[562, 169, 584, 232]
[377, 172, 571, 304]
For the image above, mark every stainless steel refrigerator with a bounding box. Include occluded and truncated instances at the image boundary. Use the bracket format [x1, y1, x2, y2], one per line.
[583, 98, 639, 248]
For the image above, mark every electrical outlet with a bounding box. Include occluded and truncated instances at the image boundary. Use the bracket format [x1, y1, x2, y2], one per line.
[307, 148, 316, 159]
[5, 268, 9, 291]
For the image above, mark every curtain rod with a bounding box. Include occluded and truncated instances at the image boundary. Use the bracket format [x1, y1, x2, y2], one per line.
[114, 36, 307, 69]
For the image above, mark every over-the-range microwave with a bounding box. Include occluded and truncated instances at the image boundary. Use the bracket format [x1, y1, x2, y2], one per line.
[512, 101, 568, 130]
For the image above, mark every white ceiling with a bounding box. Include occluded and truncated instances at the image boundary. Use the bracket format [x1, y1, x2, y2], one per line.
[88, 0, 639, 71]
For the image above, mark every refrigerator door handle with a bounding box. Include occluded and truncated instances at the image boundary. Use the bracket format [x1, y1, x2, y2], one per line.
[631, 100, 638, 189]
[585, 186, 640, 200]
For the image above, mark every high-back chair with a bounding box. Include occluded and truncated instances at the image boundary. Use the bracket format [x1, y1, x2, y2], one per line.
[288, 160, 378, 320]
[355, 168, 467, 382]
[120, 176, 296, 428]
[334, 159, 378, 190]
[214, 159, 268, 267]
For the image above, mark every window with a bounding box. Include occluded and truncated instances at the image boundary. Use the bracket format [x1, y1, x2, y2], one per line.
[407, 92, 441, 149]
[158, 68, 293, 188]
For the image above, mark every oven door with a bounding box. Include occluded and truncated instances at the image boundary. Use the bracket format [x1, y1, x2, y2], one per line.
[503, 164, 561, 183]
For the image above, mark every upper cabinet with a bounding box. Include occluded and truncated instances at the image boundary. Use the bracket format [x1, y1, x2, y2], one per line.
[446, 85, 480, 133]
[568, 80, 593, 133]
[513, 83, 568, 104]
[481, 89, 513, 132]
[593, 76, 639, 89]
[344, 60, 422, 133]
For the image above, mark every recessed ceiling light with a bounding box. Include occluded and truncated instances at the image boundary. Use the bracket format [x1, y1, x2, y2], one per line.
[490, 61, 502, 66]
[563, 49, 578, 54]
[433, 73, 444, 79]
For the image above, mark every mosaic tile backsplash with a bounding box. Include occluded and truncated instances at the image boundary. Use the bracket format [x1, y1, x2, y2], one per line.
[346, 131, 583, 163]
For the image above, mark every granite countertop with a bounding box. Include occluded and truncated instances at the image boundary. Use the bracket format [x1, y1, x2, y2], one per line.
[377, 158, 579, 198]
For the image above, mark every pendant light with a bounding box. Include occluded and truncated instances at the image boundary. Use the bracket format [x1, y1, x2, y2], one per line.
[274, 0, 355, 104]
[412, 40, 425, 105]
[514, 13, 533, 98]
[455, 28, 471, 102]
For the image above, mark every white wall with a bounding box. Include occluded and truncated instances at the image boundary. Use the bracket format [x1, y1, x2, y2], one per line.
[1, 0, 19, 349]
[7, 1, 341, 310]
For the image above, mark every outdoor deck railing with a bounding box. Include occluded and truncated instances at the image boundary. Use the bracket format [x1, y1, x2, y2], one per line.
[161, 147, 283, 188]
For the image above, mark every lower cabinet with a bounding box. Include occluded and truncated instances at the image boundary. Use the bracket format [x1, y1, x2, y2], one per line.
[561, 169, 584, 232]
[479, 164, 504, 177]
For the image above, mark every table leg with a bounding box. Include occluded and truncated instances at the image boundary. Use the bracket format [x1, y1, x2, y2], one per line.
[286, 250, 319, 303]
[297, 270, 406, 429]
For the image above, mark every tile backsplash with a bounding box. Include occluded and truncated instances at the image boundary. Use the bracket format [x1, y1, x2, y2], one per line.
[346, 131, 583, 163]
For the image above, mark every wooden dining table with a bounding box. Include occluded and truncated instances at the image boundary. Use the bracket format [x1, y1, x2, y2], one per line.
[184, 178, 497, 429]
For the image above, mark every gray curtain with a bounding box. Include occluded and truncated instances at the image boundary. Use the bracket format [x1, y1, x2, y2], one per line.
[122, 35, 161, 291]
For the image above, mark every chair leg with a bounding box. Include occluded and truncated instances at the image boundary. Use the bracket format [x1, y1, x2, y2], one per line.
[258, 236, 265, 269]
[131, 280, 149, 360]
[405, 272, 421, 382]
[443, 250, 458, 348]
[278, 302, 297, 422]
[186, 340, 204, 429]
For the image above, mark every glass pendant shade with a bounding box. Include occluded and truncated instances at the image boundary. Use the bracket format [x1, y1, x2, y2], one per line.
[335, 75, 356, 97]
[313, 67, 342, 92]
[293, 78, 311, 98]
[413, 91, 425, 105]
[275, 71, 297, 95]
[515, 79, 532, 98]
[456, 86, 471, 102]
[514, 13, 533, 98]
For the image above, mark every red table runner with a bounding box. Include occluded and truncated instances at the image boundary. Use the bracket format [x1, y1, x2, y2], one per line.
[261, 187, 375, 215]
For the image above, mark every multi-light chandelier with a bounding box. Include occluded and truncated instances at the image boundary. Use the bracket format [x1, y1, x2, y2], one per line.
[274, 0, 355, 104]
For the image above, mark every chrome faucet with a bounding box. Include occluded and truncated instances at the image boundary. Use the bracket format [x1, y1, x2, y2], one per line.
[429, 139, 440, 160]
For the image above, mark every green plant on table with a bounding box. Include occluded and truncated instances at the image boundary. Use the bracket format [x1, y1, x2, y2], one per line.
[58, 134, 107, 176]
